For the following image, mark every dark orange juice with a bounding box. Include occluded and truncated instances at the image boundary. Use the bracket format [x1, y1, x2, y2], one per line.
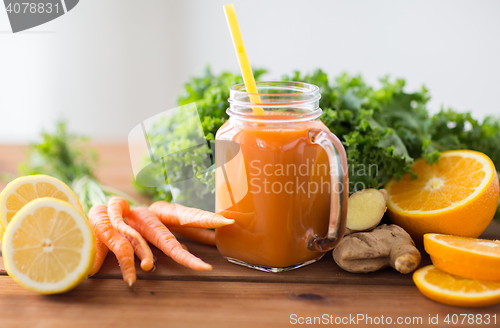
[216, 117, 333, 268]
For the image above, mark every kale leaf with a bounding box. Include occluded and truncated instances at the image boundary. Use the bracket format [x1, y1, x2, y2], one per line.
[140, 66, 500, 222]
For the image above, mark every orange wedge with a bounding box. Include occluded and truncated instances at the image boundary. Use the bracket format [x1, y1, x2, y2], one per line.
[385, 150, 499, 243]
[413, 265, 500, 307]
[424, 234, 500, 282]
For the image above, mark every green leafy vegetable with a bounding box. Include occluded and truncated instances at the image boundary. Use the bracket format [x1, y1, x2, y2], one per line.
[141, 66, 500, 222]
[18, 121, 97, 184]
[17, 67, 499, 224]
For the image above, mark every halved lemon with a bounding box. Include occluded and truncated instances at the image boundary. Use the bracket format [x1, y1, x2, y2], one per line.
[424, 233, 500, 282]
[2, 198, 95, 294]
[0, 175, 83, 230]
[413, 265, 500, 307]
[386, 150, 499, 243]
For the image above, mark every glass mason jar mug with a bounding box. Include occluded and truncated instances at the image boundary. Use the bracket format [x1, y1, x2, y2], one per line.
[215, 81, 348, 272]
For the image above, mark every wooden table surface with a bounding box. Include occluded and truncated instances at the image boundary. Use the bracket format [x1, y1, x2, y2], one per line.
[0, 144, 499, 328]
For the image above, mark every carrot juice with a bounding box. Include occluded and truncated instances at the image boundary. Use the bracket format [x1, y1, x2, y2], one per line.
[215, 82, 349, 272]
[216, 118, 333, 268]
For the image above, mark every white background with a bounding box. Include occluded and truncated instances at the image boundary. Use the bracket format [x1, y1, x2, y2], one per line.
[1, 0, 499, 143]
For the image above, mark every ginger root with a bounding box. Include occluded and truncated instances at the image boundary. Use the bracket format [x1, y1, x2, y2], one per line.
[345, 189, 387, 235]
[333, 224, 421, 274]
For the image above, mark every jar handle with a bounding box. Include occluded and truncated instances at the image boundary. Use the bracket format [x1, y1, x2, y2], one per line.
[306, 129, 349, 252]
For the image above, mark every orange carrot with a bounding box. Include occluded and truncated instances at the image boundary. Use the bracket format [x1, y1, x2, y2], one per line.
[168, 226, 216, 246]
[107, 196, 154, 271]
[88, 205, 136, 286]
[90, 236, 108, 276]
[121, 233, 155, 271]
[127, 207, 212, 271]
[149, 201, 234, 228]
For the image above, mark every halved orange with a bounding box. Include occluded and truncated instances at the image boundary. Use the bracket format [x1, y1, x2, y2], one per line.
[385, 150, 499, 243]
[0, 175, 83, 230]
[424, 233, 500, 282]
[413, 265, 500, 307]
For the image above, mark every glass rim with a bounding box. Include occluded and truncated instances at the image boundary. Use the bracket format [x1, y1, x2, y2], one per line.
[228, 81, 322, 122]
[226, 108, 323, 123]
[229, 80, 320, 98]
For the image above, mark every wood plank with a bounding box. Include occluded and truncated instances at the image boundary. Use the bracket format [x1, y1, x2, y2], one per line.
[0, 277, 498, 328]
[1, 143, 500, 236]
[1, 238, 428, 286]
[89, 143, 151, 205]
[0, 145, 28, 189]
[90, 239, 430, 285]
[0, 143, 497, 286]
[0, 143, 423, 286]
[0, 143, 150, 204]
